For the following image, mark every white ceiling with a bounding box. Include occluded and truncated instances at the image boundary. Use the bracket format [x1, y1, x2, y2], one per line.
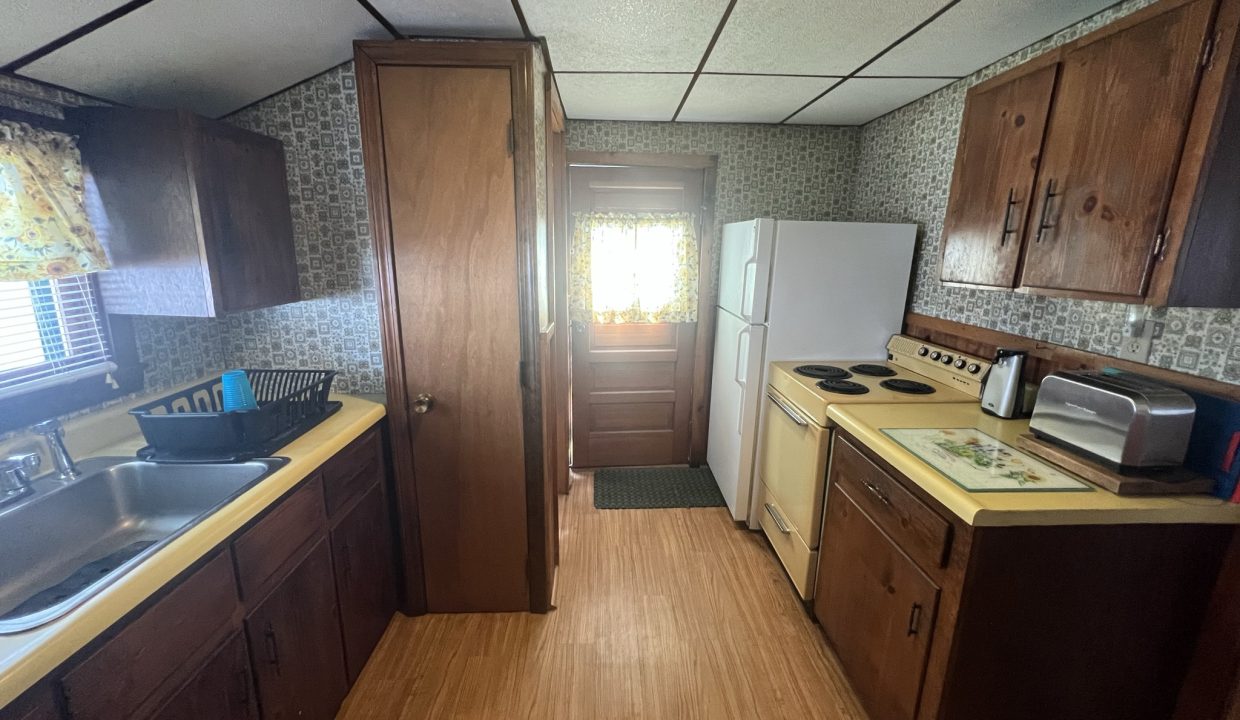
[1, 0, 1121, 123]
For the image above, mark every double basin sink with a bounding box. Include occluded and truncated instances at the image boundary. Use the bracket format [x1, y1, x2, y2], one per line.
[0, 456, 286, 634]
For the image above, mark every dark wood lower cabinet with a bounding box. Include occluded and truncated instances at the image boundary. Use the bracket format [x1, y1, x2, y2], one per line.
[817, 434, 1234, 720]
[153, 634, 257, 720]
[331, 483, 398, 682]
[246, 540, 348, 720]
[0, 423, 399, 720]
[815, 485, 939, 720]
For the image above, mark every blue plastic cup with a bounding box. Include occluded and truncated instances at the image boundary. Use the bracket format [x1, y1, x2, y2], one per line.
[221, 370, 259, 412]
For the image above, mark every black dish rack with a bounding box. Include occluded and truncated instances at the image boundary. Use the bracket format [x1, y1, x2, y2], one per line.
[130, 369, 340, 462]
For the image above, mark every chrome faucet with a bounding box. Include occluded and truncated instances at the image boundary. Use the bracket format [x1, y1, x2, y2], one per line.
[32, 419, 78, 480]
[0, 453, 40, 505]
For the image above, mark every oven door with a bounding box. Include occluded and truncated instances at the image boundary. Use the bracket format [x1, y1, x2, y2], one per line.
[759, 386, 831, 548]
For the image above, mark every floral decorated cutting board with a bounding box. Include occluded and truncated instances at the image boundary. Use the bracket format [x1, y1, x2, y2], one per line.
[881, 428, 1093, 492]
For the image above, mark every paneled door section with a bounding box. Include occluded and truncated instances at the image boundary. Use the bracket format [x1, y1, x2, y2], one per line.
[569, 165, 705, 468]
[372, 62, 529, 612]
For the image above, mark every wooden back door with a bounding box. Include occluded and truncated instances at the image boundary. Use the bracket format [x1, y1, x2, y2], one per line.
[568, 165, 704, 468]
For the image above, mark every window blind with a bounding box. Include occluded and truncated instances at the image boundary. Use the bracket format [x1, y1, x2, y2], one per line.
[0, 274, 116, 400]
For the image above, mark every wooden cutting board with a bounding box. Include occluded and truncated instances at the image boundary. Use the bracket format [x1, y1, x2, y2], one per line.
[1016, 433, 1215, 496]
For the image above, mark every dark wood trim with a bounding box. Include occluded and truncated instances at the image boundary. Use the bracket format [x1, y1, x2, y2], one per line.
[671, 0, 738, 121]
[352, 43, 427, 615]
[0, 103, 73, 133]
[903, 311, 1240, 402]
[688, 164, 719, 466]
[1155, 0, 1240, 305]
[353, 0, 402, 39]
[567, 151, 718, 169]
[1, 0, 158, 72]
[778, 0, 962, 124]
[509, 0, 533, 39]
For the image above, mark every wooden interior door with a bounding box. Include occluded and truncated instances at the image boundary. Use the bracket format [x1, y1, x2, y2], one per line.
[815, 485, 940, 720]
[1018, 0, 1214, 299]
[375, 64, 529, 612]
[568, 165, 704, 468]
[941, 63, 1057, 287]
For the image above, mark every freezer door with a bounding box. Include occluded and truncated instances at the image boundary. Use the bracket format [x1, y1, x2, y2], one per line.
[717, 219, 774, 323]
[707, 309, 767, 521]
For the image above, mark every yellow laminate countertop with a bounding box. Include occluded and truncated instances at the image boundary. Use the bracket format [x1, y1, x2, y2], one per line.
[0, 395, 386, 709]
[827, 402, 1240, 528]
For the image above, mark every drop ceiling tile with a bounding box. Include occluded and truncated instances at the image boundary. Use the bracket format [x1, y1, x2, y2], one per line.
[555, 73, 691, 121]
[705, 0, 943, 75]
[677, 74, 835, 123]
[369, 0, 524, 38]
[522, 0, 732, 71]
[789, 77, 955, 125]
[1, 0, 132, 67]
[863, 0, 1117, 77]
[21, 0, 388, 117]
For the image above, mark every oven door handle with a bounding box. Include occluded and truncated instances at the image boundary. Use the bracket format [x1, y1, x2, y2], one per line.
[766, 391, 808, 427]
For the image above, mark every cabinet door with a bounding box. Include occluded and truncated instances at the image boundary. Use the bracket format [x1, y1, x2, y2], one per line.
[331, 483, 397, 682]
[152, 634, 257, 720]
[192, 118, 300, 313]
[814, 485, 940, 720]
[941, 64, 1057, 287]
[1018, 0, 1214, 298]
[245, 540, 347, 720]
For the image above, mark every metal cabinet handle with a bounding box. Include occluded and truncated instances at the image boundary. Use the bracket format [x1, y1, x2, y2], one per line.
[412, 393, 435, 415]
[766, 392, 808, 427]
[907, 603, 924, 636]
[1034, 178, 1060, 244]
[862, 480, 892, 507]
[999, 188, 1020, 247]
[764, 503, 791, 534]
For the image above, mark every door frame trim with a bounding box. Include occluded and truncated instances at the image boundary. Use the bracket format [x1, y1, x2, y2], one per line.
[565, 151, 720, 466]
[355, 39, 552, 613]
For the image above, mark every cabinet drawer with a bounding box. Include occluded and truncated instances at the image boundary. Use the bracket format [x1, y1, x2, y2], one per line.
[831, 437, 951, 570]
[61, 551, 240, 720]
[323, 428, 381, 518]
[233, 476, 326, 601]
[755, 480, 818, 600]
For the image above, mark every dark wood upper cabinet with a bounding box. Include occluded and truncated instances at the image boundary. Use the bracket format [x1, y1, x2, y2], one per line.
[245, 540, 348, 720]
[1018, 0, 1214, 300]
[941, 0, 1240, 307]
[69, 107, 300, 317]
[941, 64, 1057, 288]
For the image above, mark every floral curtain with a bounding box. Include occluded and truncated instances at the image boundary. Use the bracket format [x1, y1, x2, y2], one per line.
[569, 211, 699, 324]
[0, 120, 109, 281]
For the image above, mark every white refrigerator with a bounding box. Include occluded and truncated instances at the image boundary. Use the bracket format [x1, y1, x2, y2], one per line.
[706, 219, 917, 525]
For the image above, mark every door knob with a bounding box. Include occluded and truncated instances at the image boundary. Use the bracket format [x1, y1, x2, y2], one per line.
[412, 393, 435, 414]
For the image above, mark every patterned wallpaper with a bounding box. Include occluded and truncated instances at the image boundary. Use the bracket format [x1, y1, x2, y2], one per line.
[566, 121, 861, 289]
[848, 0, 1240, 385]
[225, 62, 384, 394]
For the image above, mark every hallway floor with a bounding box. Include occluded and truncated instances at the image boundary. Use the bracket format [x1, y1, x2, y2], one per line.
[337, 472, 867, 719]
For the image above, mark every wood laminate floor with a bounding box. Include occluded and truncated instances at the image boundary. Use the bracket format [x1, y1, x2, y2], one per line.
[337, 471, 867, 720]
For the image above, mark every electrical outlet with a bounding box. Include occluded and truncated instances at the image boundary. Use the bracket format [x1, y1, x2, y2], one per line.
[1117, 306, 1153, 363]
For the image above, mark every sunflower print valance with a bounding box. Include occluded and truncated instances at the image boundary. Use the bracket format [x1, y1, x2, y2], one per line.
[0, 120, 110, 281]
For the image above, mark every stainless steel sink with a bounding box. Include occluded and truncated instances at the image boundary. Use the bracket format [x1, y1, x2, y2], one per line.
[0, 456, 287, 634]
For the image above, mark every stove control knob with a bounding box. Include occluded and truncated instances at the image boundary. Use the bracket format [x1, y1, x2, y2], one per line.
[967, 363, 981, 374]
[954, 358, 967, 369]
[929, 350, 941, 361]
[917, 346, 929, 357]
[940, 354, 953, 364]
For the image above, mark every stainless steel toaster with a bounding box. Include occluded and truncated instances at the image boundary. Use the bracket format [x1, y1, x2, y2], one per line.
[1029, 371, 1196, 471]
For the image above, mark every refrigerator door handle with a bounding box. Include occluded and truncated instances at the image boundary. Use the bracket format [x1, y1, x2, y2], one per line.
[734, 325, 752, 435]
[740, 257, 758, 322]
